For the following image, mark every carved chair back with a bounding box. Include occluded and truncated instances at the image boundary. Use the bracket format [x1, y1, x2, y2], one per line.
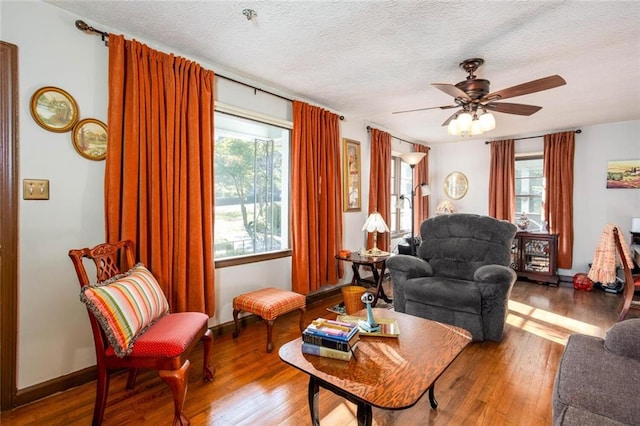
[68, 240, 136, 356]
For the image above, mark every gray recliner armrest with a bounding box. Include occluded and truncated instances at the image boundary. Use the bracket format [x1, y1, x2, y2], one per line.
[386, 255, 433, 313]
[474, 264, 517, 286]
[604, 318, 640, 361]
[386, 254, 433, 278]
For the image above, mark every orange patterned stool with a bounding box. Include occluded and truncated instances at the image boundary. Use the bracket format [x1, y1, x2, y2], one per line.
[232, 287, 306, 353]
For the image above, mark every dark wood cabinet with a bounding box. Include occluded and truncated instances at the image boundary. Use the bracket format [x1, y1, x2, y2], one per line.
[510, 232, 558, 285]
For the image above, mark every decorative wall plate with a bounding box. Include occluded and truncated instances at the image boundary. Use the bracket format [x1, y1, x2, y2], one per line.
[72, 118, 107, 161]
[444, 171, 469, 200]
[30, 86, 79, 132]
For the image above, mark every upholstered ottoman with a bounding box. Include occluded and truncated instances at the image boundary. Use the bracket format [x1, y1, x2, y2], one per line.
[232, 287, 306, 353]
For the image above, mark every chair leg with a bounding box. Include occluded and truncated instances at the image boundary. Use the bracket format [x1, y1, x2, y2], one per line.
[232, 309, 241, 338]
[298, 307, 306, 333]
[265, 319, 274, 353]
[92, 367, 110, 426]
[125, 368, 139, 390]
[201, 329, 215, 381]
[159, 360, 190, 426]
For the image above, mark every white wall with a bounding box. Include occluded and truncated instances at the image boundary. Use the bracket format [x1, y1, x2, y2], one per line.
[430, 120, 640, 277]
[3, 1, 109, 389]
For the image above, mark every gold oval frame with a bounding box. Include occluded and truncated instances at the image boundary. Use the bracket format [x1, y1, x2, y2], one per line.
[72, 118, 107, 161]
[30, 86, 79, 133]
[444, 171, 469, 200]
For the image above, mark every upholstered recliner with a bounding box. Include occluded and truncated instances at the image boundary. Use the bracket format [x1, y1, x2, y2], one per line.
[386, 213, 517, 341]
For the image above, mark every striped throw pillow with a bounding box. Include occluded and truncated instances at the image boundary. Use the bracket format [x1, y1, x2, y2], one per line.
[80, 263, 169, 357]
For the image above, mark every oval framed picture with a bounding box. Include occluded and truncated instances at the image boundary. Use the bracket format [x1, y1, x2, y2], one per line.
[30, 86, 79, 133]
[72, 118, 107, 161]
[444, 171, 469, 200]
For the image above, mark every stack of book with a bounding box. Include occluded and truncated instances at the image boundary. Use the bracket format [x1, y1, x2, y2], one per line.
[301, 318, 360, 361]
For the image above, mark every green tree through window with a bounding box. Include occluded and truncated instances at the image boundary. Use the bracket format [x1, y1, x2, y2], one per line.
[214, 113, 289, 259]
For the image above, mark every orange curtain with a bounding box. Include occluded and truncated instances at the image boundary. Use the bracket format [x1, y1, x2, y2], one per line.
[291, 101, 343, 294]
[367, 129, 391, 252]
[544, 131, 575, 269]
[413, 144, 430, 231]
[105, 34, 215, 315]
[488, 139, 515, 221]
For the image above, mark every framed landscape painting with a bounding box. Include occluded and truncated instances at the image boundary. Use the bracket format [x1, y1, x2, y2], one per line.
[606, 160, 640, 189]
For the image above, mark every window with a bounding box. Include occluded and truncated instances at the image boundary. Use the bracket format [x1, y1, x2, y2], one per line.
[515, 156, 545, 231]
[214, 112, 290, 259]
[389, 155, 413, 236]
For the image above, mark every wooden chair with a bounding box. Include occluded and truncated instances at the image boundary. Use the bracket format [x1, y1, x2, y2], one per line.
[69, 240, 214, 425]
[613, 228, 640, 321]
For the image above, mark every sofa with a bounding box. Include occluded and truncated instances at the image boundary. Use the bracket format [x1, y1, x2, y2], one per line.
[552, 318, 640, 425]
[386, 213, 517, 342]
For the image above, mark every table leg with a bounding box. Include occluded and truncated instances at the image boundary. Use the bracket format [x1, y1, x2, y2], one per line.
[428, 383, 438, 409]
[356, 401, 373, 426]
[372, 263, 393, 306]
[351, 263, 362, 285]
[308, 377, 320, 426]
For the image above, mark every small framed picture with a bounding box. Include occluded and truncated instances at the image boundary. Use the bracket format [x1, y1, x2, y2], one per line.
[72, 118, 107, 161]
[30, 86, 79, 133]
[343, 138, 361, 211]
[606, 160, 640, 189]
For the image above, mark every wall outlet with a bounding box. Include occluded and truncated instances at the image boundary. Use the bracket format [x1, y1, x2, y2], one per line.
[23, 179, 49, 200]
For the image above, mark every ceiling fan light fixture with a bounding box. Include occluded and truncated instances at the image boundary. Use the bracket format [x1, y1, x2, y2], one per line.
[470, 118, 483, 136]
[479, 111, 496, 131]
[457, 111, 472, 130]
[447, 118, 460, 135]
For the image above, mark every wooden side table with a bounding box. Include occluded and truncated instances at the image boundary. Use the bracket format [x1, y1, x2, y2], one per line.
[335, 252, 392, 306]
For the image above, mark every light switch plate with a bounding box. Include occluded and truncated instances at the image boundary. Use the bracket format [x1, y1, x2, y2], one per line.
[23, 179, 50, 200]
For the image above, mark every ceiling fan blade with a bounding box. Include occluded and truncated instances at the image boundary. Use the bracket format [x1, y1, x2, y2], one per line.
[392, 104, 458, 114]
[483, 75, 566, 101]
[432, 83, 471, 102]
[441, 110, 460, 127]
[483, 102, 542, 116]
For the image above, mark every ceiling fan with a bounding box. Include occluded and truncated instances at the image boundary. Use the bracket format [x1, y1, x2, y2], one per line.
[393, 58, 566, 135]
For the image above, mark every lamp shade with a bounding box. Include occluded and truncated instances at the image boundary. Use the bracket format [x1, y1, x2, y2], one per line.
[420, 184, 431, 196]
[632, 217, 640, 233]
[479, 112, 496, 131]
[447, 119, 460, 135]
[435, 200, 456, 215]
[399, 152, 426, 166]
[457, 112, 472, 130]
[362, 212, 390, 233]
[470, 119, 482, 135]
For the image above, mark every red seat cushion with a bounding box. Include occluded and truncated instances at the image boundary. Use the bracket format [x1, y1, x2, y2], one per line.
[105, 312, 208, 358]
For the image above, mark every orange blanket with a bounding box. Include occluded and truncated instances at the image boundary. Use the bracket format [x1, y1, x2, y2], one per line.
[587, 224, 634, 284]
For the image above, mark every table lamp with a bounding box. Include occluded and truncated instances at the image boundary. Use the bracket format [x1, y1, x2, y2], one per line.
[362, 211, 390, 256]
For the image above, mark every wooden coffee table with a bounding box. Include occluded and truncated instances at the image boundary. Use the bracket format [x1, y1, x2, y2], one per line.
[279, 309, 472, 425]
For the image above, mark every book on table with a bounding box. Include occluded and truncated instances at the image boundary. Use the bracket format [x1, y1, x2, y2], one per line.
[301, 318, 360, 360]
[302, 326, 360, 352]
[301, 341, 359, 361]
[304, 318, 359, 341]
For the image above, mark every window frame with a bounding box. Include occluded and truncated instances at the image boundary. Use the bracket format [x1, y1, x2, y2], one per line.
[213, 106, 293, 267]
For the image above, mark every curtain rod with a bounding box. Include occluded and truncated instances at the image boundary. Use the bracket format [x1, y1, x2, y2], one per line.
[74, 20, 344, 120]
[484, 129, 581, 144]
[366, 126, 430, 149]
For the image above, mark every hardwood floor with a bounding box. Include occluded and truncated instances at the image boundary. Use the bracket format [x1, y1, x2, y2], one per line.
[1, 281, 634, 426]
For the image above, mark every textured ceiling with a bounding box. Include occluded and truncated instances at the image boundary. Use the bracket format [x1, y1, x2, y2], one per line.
[48, 0, 640, 144]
